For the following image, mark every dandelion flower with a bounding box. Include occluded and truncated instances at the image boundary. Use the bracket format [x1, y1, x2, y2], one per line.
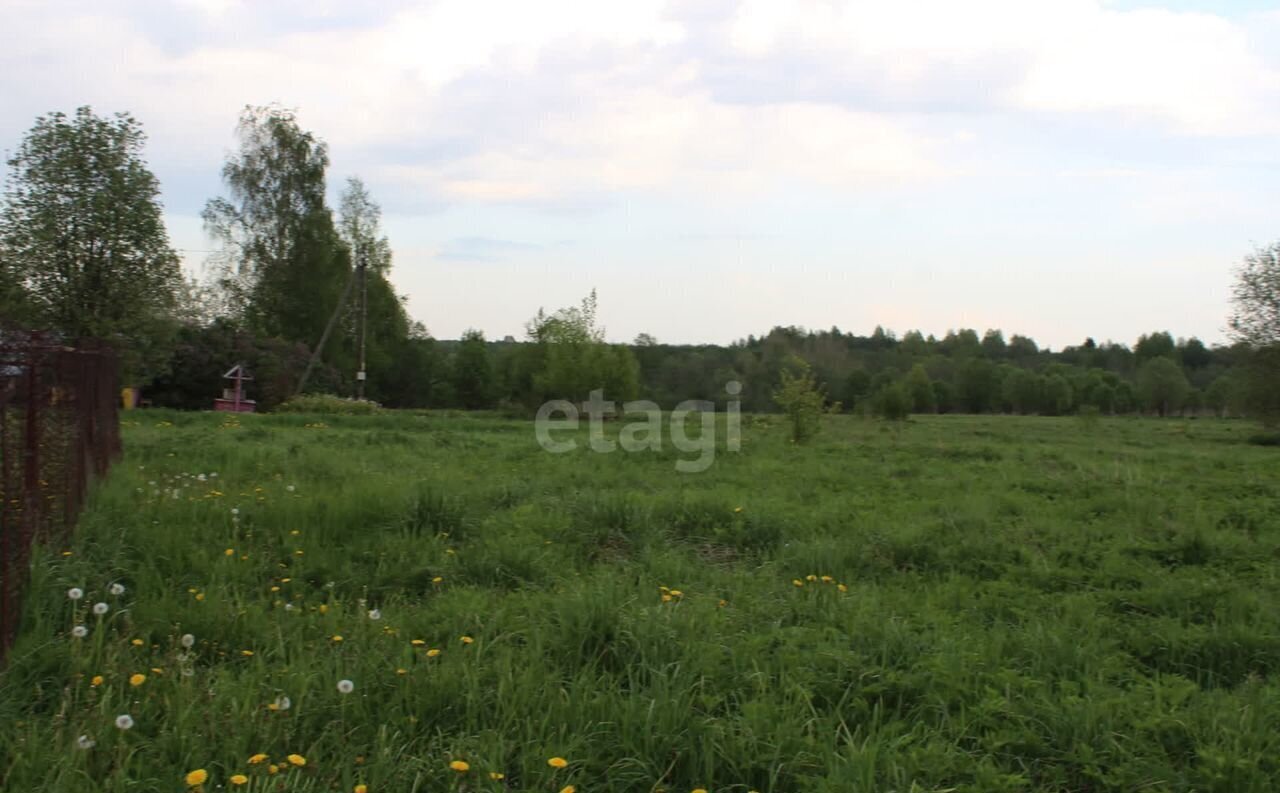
[426, 648, 441, 658]
[561, 787, 577, 793]
[248, 753, 268, 765]
[181, 633, 195, 648]
[131, 638, 144, 646]
[114, 714, 134, 730]
[806, 574, 818, 582]
[431, 576, 443, 584]
[129, 673, 146, 687]
[669, 590, 683, 597]
[331, 635, 343, 643]
[109, 583, 126, 596]
[449, 760, 470, 773]
[337, 679, 354, 694]
[267, 764, 279, 775]
[792, 579, 804, 587]
[317, 604, 328, 614]
[489, 772, 505, 780]
[185, 768, 208, 786]
[67, 587, 84, 600]
[91, 675, 104, 686]
[354, 785, 368, 793]
[396, 668, 407, 675]
[367, 609, 381, 621]
[195, 593, 205, 601]
[241, 649, 254, 657]
[460, 635, 474, 644]
[837, 583, 848, 593]
[287, 754, 306, 767]
[410, 639, 426, 646]
[71, 625, 88, 638]
[548, 757, 568, 769]
[270, 695, 291, 711]
[230, 774, 248, 786]
[692, 789, 709, 793]
[224, 548, 234, 557]
[76, 735, 95, 750]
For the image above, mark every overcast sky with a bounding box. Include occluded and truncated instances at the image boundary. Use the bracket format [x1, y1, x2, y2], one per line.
[4, 0, 1279, 349]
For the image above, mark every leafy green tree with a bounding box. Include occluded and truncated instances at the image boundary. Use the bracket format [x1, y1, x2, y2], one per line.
[877, 382, 911, 421]
[1227, 242, 1280, 426]
[203, 105, 351, 366]
[773, 357, 826, 441]
[904, 363, 935, 413]
[516, 290, 639, 407]
[842, 369, 872, 412]
[451, 329, 494, 409]
[1135, 331, 1177, 362]
[1042, 375, 1073, 415]
[1136, 357, 1190, 417]
[0, 106, 181, 381]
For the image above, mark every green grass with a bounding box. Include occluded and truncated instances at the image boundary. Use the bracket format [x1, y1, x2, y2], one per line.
[2, 410, 1279, 792]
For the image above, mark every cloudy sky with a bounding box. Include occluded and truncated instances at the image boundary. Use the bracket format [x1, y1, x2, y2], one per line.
[4, 0, 1279, 348]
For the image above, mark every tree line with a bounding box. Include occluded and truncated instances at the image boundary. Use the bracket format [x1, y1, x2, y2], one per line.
[0, 105, 1276, 424]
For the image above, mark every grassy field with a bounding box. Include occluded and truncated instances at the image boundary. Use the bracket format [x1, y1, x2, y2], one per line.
[2, 410, 1279, 792]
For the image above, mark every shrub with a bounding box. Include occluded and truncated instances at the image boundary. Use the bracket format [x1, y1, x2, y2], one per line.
[773, 357, 826, 443]
[275, 393, 381, 415]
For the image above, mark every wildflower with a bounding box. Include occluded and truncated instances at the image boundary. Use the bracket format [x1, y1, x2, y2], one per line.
[230, 508, 239, 516]
[460, 635, 474, 644]
[489, 772, 505, 780]
[91, 675, 104, 686]
[792, 579, 804, 587]
[355, 786, 368, 793]
[317, 604, 328, 614]
[151, 667, 164, 674]
[837, 583, 848, 593]
[286, 485, 295, 492]
[224, 548, 234, 556]
[396, 668, 407, 675]
[195, 593, 205, 601]
[669, 590, 683, 597]
[820, 575, 834, 583]
[129, 673, 146, 687]
[241, 649, 254, 656]
[270, 586, 280, 592]
[718, 599, 728, 608]
[76, 735, 95, 750]
[71, 625, 88, 638]
[734, 506, 743, 513]
[449, 760, 470, 773]
[692, 789, 708, 793]
[248, 753, 269, 765]
[331, 635, 343, 643]
[131, 638, 144, 646]
[561, 787, 577, 793]
[806, 574, 818, 582]
[337, 679, 354, 694]
[410, 639, 426, 646]
[426, 648, 441, 657]
[367, 609, 381, 621]
[230, 775, 248, 786]
[287, 754, 306, 767]
[115, 714, 134, 730]
[548, 757, 568, 769]
[267, 765, 279, 775]
[185, 769, 208, 786]
[661, 594, 673, 602]
[67, 587, 84, 600]
[431, 576, 443, 584]
[270, 695, 291, 711]
[109, 583, 126, 596]
[290, 529, 300, 536]
[181, 633, 195, 648]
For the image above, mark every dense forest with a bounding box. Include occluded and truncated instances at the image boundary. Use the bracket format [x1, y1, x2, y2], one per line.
[2, 105, 1277, 423]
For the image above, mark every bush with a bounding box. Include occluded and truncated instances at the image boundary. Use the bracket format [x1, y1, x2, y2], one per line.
[275, 393, 381, 415]
[878, 382, 911, 421]
[773, 357, 826, 443]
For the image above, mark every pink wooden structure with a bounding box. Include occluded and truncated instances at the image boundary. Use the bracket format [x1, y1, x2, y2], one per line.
[213, 364, 256, 413]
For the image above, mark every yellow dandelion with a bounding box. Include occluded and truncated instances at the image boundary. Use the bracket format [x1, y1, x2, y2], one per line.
[131, 638, 144, 646]
[270, 586, 280, 592]
[267, 764, 278, 775]
[150, 667, 163, 674]
[230, 774, 248, 786]
[806, 574, 817, 582]
[224, 548, 234, 556]
[91, 675, 104, 686]
[661, 594, 673, 602]
[431, 576, 443, 584]
[318, 604, 328, 614]
[410, 639, 426, 646]
[837, 583, 848, 593]
[280, 577, 291, 583]
[248, 753, 268, 765]
[396, 668, 407, 675]
[547, 757, 568, 769]
[669, 589, 683, 597]
[287, 754, 306, 767]
[734, 506, 743, 513]
[460, 636, 474, 644]
[792, 579, 804, 587]
[241, 650, 254, 656]
[355, 785, 368, 793]
[331, 635, 343, 643]
[195, 593, 205, 601]
[489, 772, 505, 780]
[184, 768, 208, 786]
[426, 648, 441, 658]
[561, 787, 577, 793]
[129, 673, 146, 687]
[693, 789, 709, 793]
[718, 599, 728, 608]
[449, 760, 470, 772]
[820, 575, 834, 583]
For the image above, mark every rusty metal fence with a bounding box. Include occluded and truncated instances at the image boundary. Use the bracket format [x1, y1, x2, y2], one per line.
[0, 331, 120, 658]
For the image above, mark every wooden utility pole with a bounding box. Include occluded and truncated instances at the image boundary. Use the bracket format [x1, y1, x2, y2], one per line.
[356, 250, 368, 400]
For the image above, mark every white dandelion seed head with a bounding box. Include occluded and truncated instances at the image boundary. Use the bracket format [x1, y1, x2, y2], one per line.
[76, 735, 95, 750]
[92, 602, 109, 615]
[274, 695, 291, 711]
[180, 633, 195, 648]
[367, 609, 381, 621]
[337, 679, 354, 694]
[109, 583, 125, 596]
[284, 603, 295, 611]
[286, 484, 295, 492]
[114, 714, 134, 730]
[67, 587, 84, 601]
[230, 507, 239, 516]
[71, 625, 88, 638]
[197, 473, 206, 482]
